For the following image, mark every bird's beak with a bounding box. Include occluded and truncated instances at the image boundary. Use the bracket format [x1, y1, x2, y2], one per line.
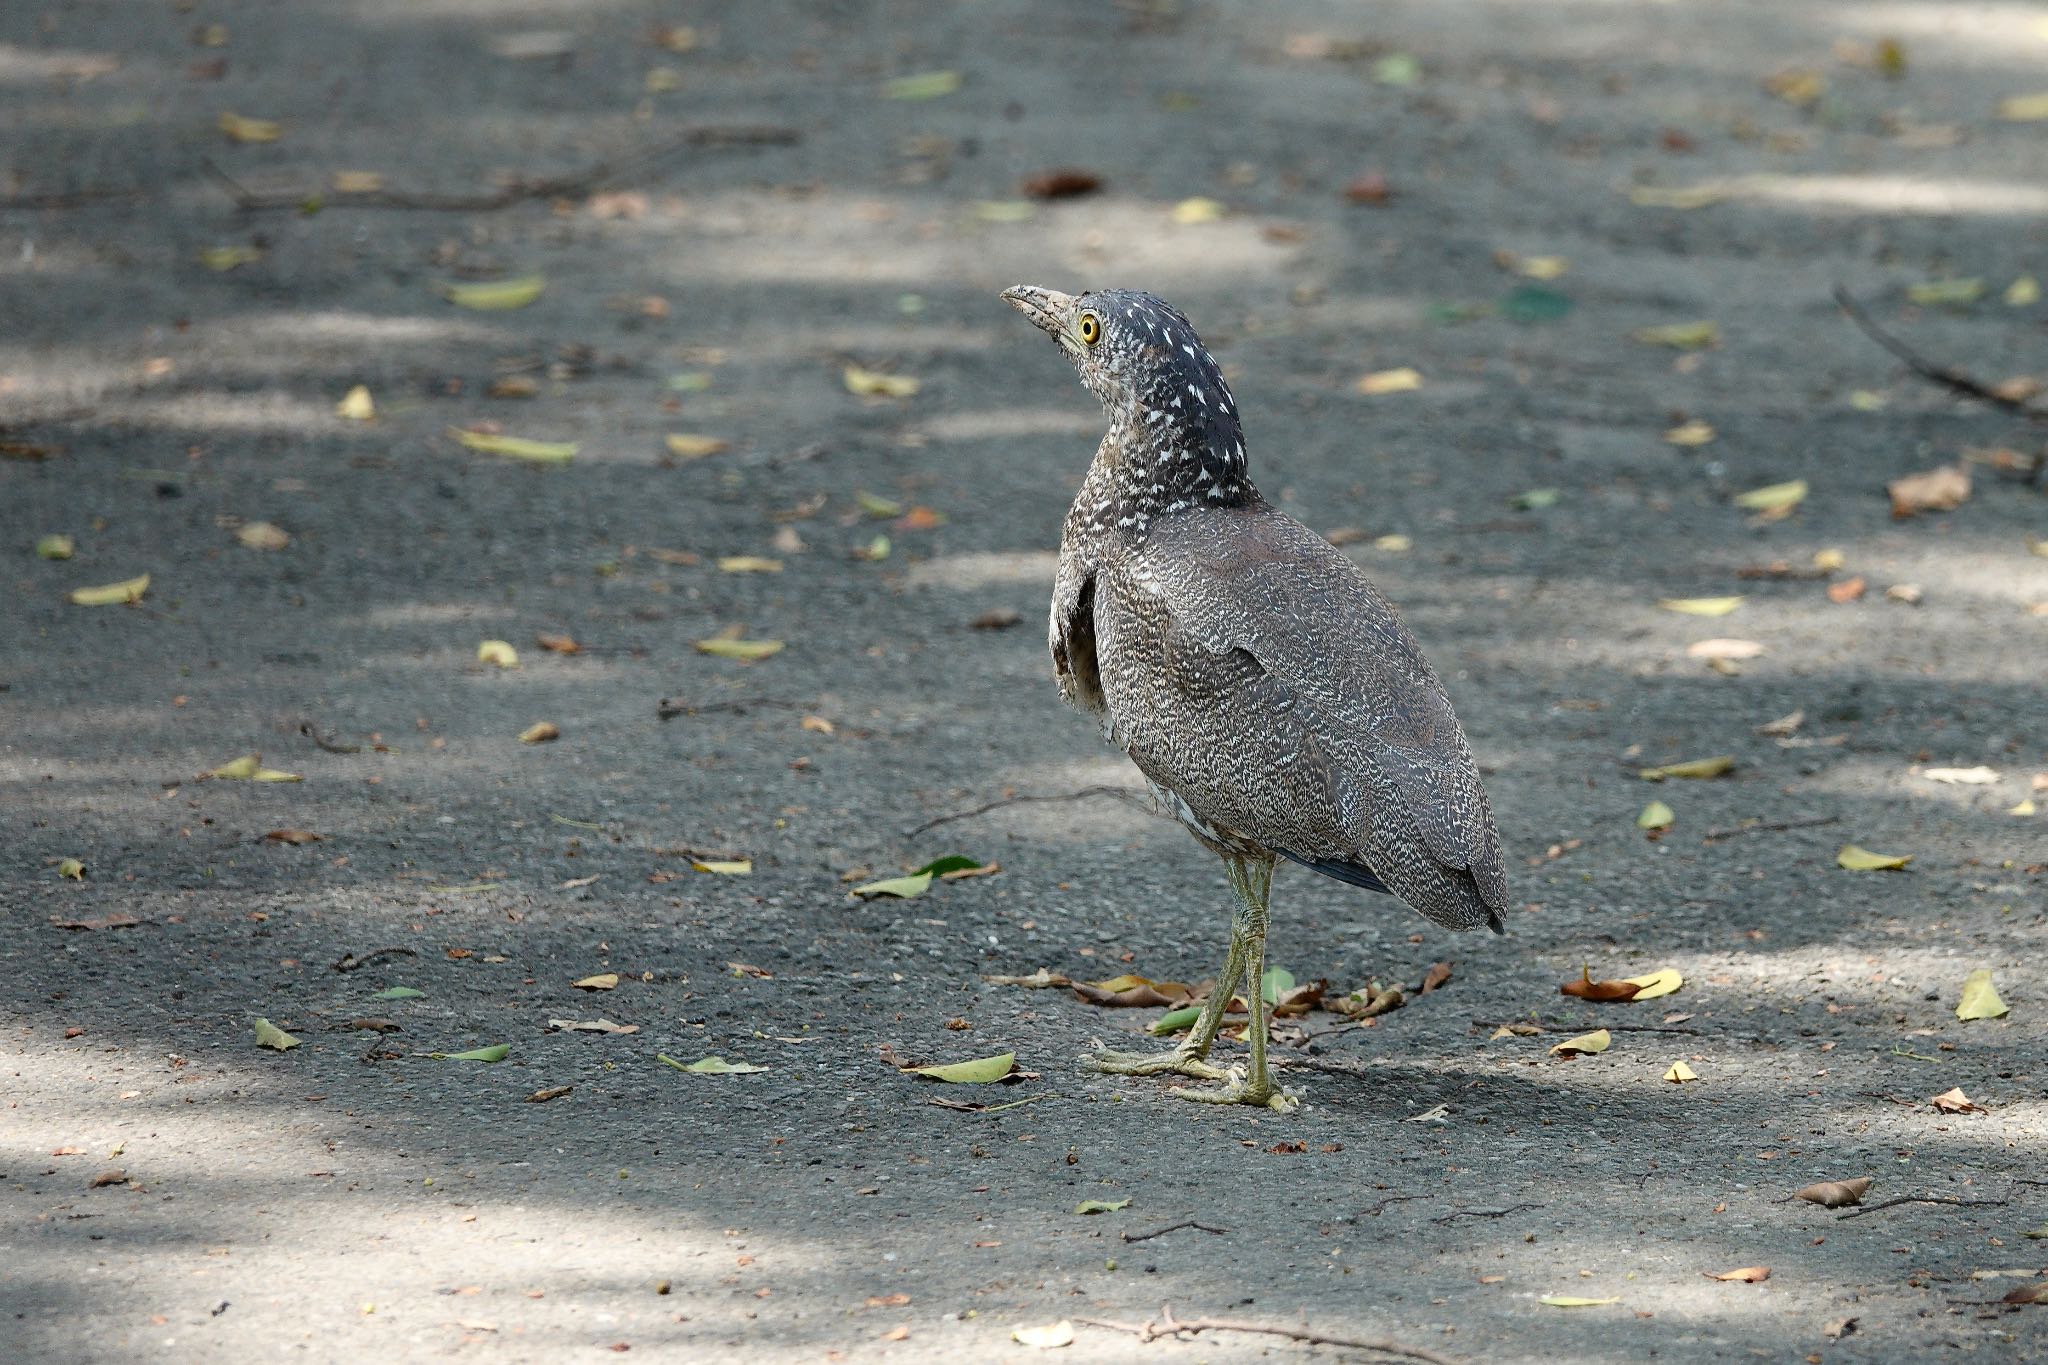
[1001, 284, 1078, 344]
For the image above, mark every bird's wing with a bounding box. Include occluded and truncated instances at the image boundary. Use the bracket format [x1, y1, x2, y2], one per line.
[1049, 552, 1104, 713]
[1131, 503, 1508, 929]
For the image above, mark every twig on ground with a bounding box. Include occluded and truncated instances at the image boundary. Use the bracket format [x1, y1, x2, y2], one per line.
[1471, 1019, 1703, 1036]
[1432, 1203, 1540, 1224]
[1834, 285, 2048, 423]
[1077, 1304, 1460, 1364]
[903, 785, 1155, 839]
[201, 126, 799, 214]
[1702, 815, 1840, 842]
[332, 947, 417, 973]
[1357, 1194, 1425, 1218]
[656, 696, 809, 721]
[1837, 1195, 2009, 1221]
[1120, 1220, 1227, 1243]
[0, 188, 149, 211]
[298, 721, 361, 754]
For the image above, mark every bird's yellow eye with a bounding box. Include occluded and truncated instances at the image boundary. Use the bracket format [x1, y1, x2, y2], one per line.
[1077, 312, 1101, 346]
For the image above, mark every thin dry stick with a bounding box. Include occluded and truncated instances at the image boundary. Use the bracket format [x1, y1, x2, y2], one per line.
[903, 785, 1155, 838]
[0, 187, 150, 211]
[1834, 285, 2048, 422]
[1702, 814, 1840, 841]
[200, 125, 799, 213]
[1471, 1019, 1702, 1036]
[1120, 1220, 1227, 1243]
[1432, 1203, 1540, 1224]
[1077, 1304, 1460, 1365]
[656, 696, 810, 721]
[1358, 1194, 1425, 1217]
[1837, 1195, 2009, 1222]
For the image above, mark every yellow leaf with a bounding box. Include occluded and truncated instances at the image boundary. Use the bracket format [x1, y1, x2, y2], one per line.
[1733, 479, 1807, 513]
[218, 111, 282, 143]
[58, 858, 86, 881]
[477, 640, 520, 668]
[1763, 68, 1825, 107]
[1631, 320, 1720, 349]
[1664, 420, 1715, 446]
[439, 275, 546, 310]
[252, 1017, 301, 1050]
[2011, 799, 2038, 816]
[1374, 533, 1412, 552]
[1011, 1321, 1075, 1349]
[2005, 275, 2040, 307]
[1356, 367, 1423, 396]
[1549, 1028, 1611, 1056]
[1637, 801, 1675, 830]
[517, 721, 559, 744]
[1170, 196, 1224, 224]
[251, 767, 302, 782]
[1706, 1265, 1771, 1283]
[1847, 389, 1888, 411]
[907, 1051, 1015, 1083]
[1907, 278, 1983, 306]
[691, 859, 754, 875]
[1956, 969, 2009, 1021]
[573, 973, 619, 991]
[199, 245, 262, 271]
[843, 365, 919, 398]
[1639, 756, 1734, 781]
[335, 385, 375, 421]
[882, 70, 961, 101]
[450, 429, 577, 462]
[1513, 254, 1569, 280]
[717, 556, 783, 574]
[696, 638, 783, 661]
[69, 573, 149, 606]
[1813, 547, 1846, 571]
[1837, 844, 1911, 871]
[236, 521, 290, 551]
[36, 534, 74, 560]
[1663, 1061, 1697, 1083]
[1995, 93, 2048, 121]
[209, 754, 261, 779]
[1540, 1295, 1620, 1308]
[663, 433, 728, 459]
[331, 170, 385, 194]
[1624, 968, 1683, 1001]
[1660, 596, 1743, 617]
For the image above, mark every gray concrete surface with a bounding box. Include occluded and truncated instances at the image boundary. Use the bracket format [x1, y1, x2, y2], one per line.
[3, 1, 2046, 1361]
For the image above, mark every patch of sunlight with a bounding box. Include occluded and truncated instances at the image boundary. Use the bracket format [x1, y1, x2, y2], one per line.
[914, 407, 1098, 442]
[1831, 2, 2048, 56]
[1640, 174, 2048, 217]
[0, 45, 123, 86]
[362, 601, 518, 628]
[230, 311, 508, 348]
[103, 391, 345, 434]
[904, 550, 1059, 590]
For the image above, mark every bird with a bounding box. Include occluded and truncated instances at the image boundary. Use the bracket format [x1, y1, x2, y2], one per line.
[1001, 285, 1509, 1111]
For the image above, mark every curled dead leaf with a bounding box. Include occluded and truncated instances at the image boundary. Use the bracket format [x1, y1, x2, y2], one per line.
[1705, 1266, 1770, 1283]
[1887, 464, 1969, 518]
[1794, 1177, 1872, 1208]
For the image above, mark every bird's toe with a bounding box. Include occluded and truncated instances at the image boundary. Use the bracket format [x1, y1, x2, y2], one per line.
[1084, 1047, 1227, 1080]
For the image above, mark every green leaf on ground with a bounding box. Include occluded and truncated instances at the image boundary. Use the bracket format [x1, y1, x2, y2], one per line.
[907, 1051, 1015, 1083]
[1637, 800, 1675, 830]
[439, 275, 545, 310]
[433, 1044, 509, 1062]
[1499, 285, 1573, 323]
[913, 855, 984, 877]
[1511, 488, 1561, 510]
[371, 986, 425, 1000]
[851, 871, 934, 899]
[450, 429, 577, 462]
[1956, 969, 2009, 1021]
[253, 1018, 301, 1051]
[69, 574, 150, 606]
[1838, 844, 1912, 871]
[1638, 756, 1734, 781]
[1260, 966, 1295, 1005]
[36, 534, 74, 560]
[1631, 320, 1719, 349]
[882, 70, 961, 101]
[1073, 1198, 1132, 1215]
[695, 638, 784, 662]
[1733, 480, 1808, 513]
[1149, 1006, 1202, 1035]
[1540, 1295, 1620, 1308]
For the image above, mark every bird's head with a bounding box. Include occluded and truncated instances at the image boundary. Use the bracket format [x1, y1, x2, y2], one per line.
[1002, 285, 1252, 510]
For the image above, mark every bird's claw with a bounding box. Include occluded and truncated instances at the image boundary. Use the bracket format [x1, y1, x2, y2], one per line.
[1084, 1046, 1228, 1081]
[1169, 1067, 1301, 1113]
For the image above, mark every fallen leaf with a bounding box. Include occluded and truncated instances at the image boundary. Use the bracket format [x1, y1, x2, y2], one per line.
[1011, 1320, 1075, 1348]
[263, 829, 324, 845]
[865, 1293, 912, 1309]
[1625, 968, 1684, 1001]
[573, 973, 619, 991]
[70, 573, 150, 606]
[433, 1044, 509, 1062]
[253, 1018, 301, 1051]
[1170, 196, 1224, 224]
[1357, 367, 1423, 395]
[882, 70, 960, 100]
[2003, 1282, 2048, 1306]
[535, 632, 579, 654]
[217, 111, 282, 143]
[1827, 576, 1866, 604]
[451, 429, 577, 462]
[1632, 320, 1719, 349]
[1795, 1177, 1872, 1208]
[210, 754, 261, 779]
[1511, 488, 1561, 511]
[1561, 969, 1643, 1002]
[1637, 800, 1676, 831]
[1838, 844, 1911, 871]
[517, 721, 559, 744]
[842, 365, 918, 397]
[331, 171, 385, 194]
[1664, 420, 1715, 446]
[1420, 961, 1453, 993]
[49, 912, 142, 930]
[695, 638, 783, 661]
[718, 556, 783, 574]
[90, 1169, 129, 1188]
[57, 857, 87, 880]
[1687, 638, 1764, 661]
[1664, 1061, 1698, 1083]
[852, 871, 933, 899]
[1659, 596, 1743, 617]
[235, 521, 290, 551]
[973, 199, 1036, 223]
[472, 639, 521, 670]
[982, 969, 1072, 989]
[1498, 285, 1574, 324]
[1764, 67, 1824, 106]
[661, 1053, 769, 1075]
[527, 1086, 573, 1103]
[439, 276, 546, 310]
[1540, 1295, 1620, 1308]
[691, 859, 752, 875]
[1956, 969, 2009, 1021]
[1639, 756, 1734, 781]
[2006, 275, 2040, 306]
[1907, 278, 1984, 306]
[664, 434, 728, 459]
[370, 987, 424, 1000]
[1023, 168, 1102, 199]
[1705, 1266, 1770, 1283]
[1550, 1029, 1611, 1056]
[1887, 465, 1969, 517]
[36, 534, 74, 560]
[1343, 171, 1391, 204]
[548, 1018, 638, 1035]
[1071, 974, 1191, 1008]
[1375, 533, 1411, 552]
[1930, 1086, 1984, 1114]
[907, 1052, 1015, 1084]
[2010, 799, 2037, 817]
[1073, 1198, 1131, 1215]
[1923, 766, 1998, 785]
[1885, 583, 1923, 605]
[335, 386, 375, 421]
[199, 245, 262, 271]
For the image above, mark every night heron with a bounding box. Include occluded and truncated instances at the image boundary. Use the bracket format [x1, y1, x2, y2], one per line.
[1002, 285, 1509, 1111]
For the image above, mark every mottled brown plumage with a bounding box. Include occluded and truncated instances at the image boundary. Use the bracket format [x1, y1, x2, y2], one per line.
[1003, 284, 1508, 1109]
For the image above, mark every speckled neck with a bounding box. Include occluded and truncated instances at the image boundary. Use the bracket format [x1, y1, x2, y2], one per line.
[1073, 334, 1258, 537]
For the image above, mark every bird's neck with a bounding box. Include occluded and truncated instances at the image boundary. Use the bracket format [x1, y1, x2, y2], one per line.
[1076, 395, 1257, 537]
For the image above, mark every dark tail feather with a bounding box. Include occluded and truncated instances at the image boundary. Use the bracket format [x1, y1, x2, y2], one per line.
[1277, 849, 1391, 896]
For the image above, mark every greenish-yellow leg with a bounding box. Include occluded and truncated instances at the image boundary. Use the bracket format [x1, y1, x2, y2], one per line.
[1084, 909, 1243, 1081]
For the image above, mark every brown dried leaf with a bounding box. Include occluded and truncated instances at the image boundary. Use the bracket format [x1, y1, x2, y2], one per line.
[1705, 1265, 1771, 1283]
[1929, 1086, 1984, 1114]
[1420, 961, 1453, 994]
[1071, 974, 1191, 1008]
[1022, 168, 1102, 199]
[1887, 464, 1970, 518]
[1827, 576, 1867, 604]
[2004, 1282, 2048, 1306]
[535, 633, 580, 654]
[1560, 967, 1643, 1002]
[264, 829, 324, 845]
[1794, 1177, 1872, 1208]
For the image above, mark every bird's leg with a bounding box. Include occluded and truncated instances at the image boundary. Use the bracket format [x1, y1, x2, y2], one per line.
[1084, 857, 1253, 1081]
[1171, 855, 1299, 1113]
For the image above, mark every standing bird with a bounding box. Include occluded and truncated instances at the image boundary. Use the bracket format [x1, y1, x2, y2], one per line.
[1001, 286, 1509, 1111]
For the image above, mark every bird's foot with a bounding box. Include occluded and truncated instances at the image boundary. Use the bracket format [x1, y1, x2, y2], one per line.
[1169, 1066, 1301, 1113]
[1084, 1046, 1228, 1081]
